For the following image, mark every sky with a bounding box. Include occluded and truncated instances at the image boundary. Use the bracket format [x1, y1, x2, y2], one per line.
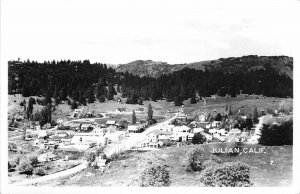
[1, 0, 300, 64]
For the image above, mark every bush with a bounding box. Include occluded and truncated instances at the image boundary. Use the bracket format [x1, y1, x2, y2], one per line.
[192, 132, 206, 144]
[137, 159, 171, 187]
[202, 160, 218, 170]
[44, 163, 53, 170]
[109, 153, 121, 161]
[13, 155, 22, 165]
[8, 161, 17, 171]
[95, 147, 105, 156]
[34, 167, 46, 176]
[200, 161, 252, 187]
[259, 119, 293, 146]
[184, 147, 209, 172]
[28, 154, 39, 166]
[84, 152, 96, 164]
[202, 155, 223, 170]
[18, 160, 33, 174]
[8, 142, 18, 151]
[209, 154, 222, 164]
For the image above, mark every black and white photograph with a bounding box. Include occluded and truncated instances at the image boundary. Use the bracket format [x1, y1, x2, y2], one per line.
[0, 0, 299, 193]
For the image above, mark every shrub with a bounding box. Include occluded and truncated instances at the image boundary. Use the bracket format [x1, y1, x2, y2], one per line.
[34, 167, 46, 176]
[18, 160, 33, 174]
[8, 161, 17, 171]
[137, 159, 171, 187]
[209, 154, 222, 164]
[184, 147, 209, 172]
[14, 155, 22, 165]
[202, 160, 218, 170]
[192, 132, 206, 144]
[109, 153, 121, 161]
[84, 152, 96, 164]
[200, 161, 252, 187]
[8, 142, 18, 151]
[28, 154, 39, 166]
[44, 163, 53, 170]
[96, 147, 105, 156]
[259, 119, 293, 146]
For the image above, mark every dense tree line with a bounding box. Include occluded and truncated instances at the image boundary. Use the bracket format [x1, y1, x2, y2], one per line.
[8, 59, 293, 106]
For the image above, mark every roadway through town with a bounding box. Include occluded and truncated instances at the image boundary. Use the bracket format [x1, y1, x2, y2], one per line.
[104, 113, 179, 157]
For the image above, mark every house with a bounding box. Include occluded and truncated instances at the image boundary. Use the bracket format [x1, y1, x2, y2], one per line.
[38, 152, 59, 163]
[229, 128, 242, 135]
[81, 123, 95, 131]
[71, 109, 83, 118]
[198, 114, 208, 122]
[71, 129, 106, 146]
[116, 108, 126, 113]
[217, 128, 228, 136]
[176, 113, 187, 122]
[159, 124, 175, 132]
[146, 130, 163, 142]
[148, 141, 163, 149]
[192, 127, 205, 133]
[211, 121, 221, 128]
[208, 128, 218, 135]
[127, 125, 144, 133]
[198, 122, 211, 129]
[158, 131, 173, 141]
[106, 120, 117, 127]
[173, 125, 191, 133]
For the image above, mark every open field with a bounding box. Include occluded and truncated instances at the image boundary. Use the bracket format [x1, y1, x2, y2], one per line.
[9, 94, 292, 124]
[183, 95, 292, 118]
[40, 143, 292, 187]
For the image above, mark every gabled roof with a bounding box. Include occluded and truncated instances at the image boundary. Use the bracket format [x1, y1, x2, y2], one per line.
[106, 120, 116, 124]
[149, 129, 163, 136]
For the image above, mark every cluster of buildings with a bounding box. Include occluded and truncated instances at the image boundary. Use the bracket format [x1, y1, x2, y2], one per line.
[135, 112, 248, 149]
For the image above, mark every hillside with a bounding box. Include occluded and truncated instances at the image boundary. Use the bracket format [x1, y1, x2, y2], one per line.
[116, 55, 293, 79]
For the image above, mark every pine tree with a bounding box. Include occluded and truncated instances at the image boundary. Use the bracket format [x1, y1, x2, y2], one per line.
[71, 101, 78, 109]
[132, 110, 137, 124]
[174, 96, 183, 106]
[138, 98, 143, 105]
[190, 95, 197, 104]
[88, 92, 95, 103]
[107, 83, 116, 100]
[228, 106, 233, 116]
[147, 103, 153, 121]
[44, 91, 52, 105]
[252, 107, 259, 124]
[26, 97, 35, 120]
[96, 80, 107, 101]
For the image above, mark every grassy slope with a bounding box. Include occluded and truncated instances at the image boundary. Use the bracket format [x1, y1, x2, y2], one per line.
[9, 94, 292, 122]
[183, 95, 293, 118]
[44, 144, 292, 187]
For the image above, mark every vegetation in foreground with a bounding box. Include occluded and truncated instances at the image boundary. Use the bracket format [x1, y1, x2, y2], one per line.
[39, 143, 292, 187]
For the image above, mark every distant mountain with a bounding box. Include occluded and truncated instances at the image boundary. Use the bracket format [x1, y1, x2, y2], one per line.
[116, 55, 293, 79]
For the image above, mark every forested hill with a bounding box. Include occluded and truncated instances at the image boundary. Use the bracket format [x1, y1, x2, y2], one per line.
[116, 55, 293, 79]
[8, 56, 293, 106]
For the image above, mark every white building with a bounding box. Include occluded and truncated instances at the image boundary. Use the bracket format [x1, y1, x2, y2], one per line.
[106, 120, 117, 126]
[127, 125, 143, 133]
[192, 127, 205, 133]
[173, 125, 191, 133]
[71, 128, 106, 146]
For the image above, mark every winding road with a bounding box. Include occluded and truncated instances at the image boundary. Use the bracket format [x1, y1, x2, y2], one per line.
[11, 160, 88, 186]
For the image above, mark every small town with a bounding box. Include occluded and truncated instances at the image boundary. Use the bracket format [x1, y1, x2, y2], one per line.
[7, 92, 293, 187]
[2, 0, 296, 190]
